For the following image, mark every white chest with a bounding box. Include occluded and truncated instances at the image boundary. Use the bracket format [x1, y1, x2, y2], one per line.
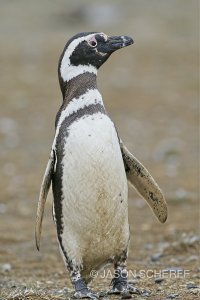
[59, 113, 129, 266]
[62, 113, 127, 204]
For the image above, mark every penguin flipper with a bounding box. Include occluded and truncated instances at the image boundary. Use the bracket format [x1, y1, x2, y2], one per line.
[120, 141, 167, 223]
[35, 150, 55, 250]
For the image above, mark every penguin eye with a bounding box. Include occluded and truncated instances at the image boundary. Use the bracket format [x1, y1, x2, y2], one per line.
[87, 37, 97, 48]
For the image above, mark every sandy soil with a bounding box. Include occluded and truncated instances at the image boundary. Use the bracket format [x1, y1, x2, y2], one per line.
[0, 1, 199, 299]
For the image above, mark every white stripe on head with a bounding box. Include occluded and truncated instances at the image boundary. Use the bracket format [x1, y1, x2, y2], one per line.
[121, 36, 127, 47]
[100, 33, 108, 42]
[60, 34, 98, 82]
[52, 89, 104, 151]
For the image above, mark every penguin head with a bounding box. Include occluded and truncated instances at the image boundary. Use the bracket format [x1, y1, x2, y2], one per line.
[58, 32, 133, 85]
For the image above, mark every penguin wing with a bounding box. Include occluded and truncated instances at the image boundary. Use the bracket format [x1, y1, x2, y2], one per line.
[35, 150, 55, 250]
[120, 141, 167, 223]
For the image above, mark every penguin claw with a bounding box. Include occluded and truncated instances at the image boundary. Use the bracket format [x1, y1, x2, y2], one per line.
[74, 290, 99, 299]
[127, 284, 141, 294]
[108, 284, 141, 295]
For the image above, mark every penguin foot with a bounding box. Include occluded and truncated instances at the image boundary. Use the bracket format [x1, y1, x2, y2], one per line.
[74, 290, 99, 299]
[126, 283, 141, 294]
[108, 279, 141, 295]
[74, 279, 99, 299]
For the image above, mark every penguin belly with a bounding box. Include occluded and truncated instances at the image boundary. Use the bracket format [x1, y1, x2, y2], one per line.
[54, 113, 129, 279]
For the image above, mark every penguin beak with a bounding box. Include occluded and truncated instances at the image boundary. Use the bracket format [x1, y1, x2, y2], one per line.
[108, 35, 134, 51]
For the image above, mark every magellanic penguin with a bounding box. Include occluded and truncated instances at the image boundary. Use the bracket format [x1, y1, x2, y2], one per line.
[35, 32, 167, 298]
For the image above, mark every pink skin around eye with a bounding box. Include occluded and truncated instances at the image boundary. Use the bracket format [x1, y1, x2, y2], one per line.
[88, 36, 97, 47]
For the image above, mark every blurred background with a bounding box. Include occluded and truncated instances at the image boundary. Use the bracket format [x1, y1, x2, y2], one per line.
[0, 0, 199, 299]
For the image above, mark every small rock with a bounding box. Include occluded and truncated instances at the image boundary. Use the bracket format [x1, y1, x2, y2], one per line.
[151, 252, 163, 262]
[169, 257, 181, 264]
[128, 279, 138, 285]
[183, 235, 200, 245]
[1, 263, 12, 272]
[62, 287, 68, 293]
[155, 277, 164, 284]
[166, 294, 179, 299]
[189, 288, 200, 295]
[158, 242, 170, 252]
[144, 243, 153, 250]
[98, 291, 107, 298]
[46, 280, 53, 284]
[174, 187, 188, 201]
[141, 290, 151, 297]
[187, 282, 198, 289]
[186, 255, 199, 262]
[121, 292, 132, 299]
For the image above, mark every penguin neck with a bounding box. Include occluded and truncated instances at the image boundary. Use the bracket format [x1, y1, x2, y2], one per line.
[62, 72, 98, 104]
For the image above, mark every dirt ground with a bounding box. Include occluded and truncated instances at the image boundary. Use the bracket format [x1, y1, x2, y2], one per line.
[0, 1, 199, 299]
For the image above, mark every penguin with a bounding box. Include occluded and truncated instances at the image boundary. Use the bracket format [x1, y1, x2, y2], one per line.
[35, 32, 167, 298]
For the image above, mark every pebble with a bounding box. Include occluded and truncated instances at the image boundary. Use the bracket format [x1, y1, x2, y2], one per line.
[166, 293, 179, 299]
[62, 287, 68, 293]
[183, 234, 200, 246]
[187, 282, 198, 289]
[128, 279, 138, 285]
[186, 255, 199, 262]
[98, 291, 107, 298]
[141, 290, 151, 297]
[46, 280, 53, 284]
[144, 243, 153, 250]
[189, 288, 200, 295]
[1, 263, 12, 272]
[174, 187, 189, 201]
[158, 242, 170, 251]
[151, 252, 163, 262]
[121, 292, 132, 299]
[155, 277, 164, 284]
[169, 258, 181, 264]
